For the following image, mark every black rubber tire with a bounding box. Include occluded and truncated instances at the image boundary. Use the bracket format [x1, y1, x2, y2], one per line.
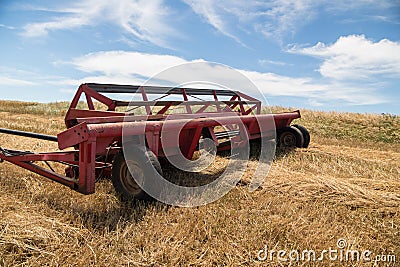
[277, 126, 304, 148]
[111, 146, 162, 201]
[292, 124, 310, 148]
[249, 137, 275, 159]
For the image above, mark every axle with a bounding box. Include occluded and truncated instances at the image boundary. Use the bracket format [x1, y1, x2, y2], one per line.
[0, 128, 58, 142]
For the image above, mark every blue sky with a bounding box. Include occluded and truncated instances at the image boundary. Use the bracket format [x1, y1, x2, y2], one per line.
[0, 0, 399, 114]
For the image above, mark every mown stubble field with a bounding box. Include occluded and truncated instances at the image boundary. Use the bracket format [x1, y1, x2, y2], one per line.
[0, 100, 399, 266]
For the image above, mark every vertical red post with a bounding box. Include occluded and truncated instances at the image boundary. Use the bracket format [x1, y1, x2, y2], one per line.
[182, 89, 193, 114]
[85, 93, 95, 110]
[140, 87, 152, 115]
[77, 138, 96, 194]
[213, 90, 221, 112]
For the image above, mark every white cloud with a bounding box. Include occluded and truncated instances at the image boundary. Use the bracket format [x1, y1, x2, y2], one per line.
[183, 0, 316, 42]
[0, 24, 16, 30]
[255, 0, 316, 40]
[240, 70, 385, 105]
[21, 0, 175, 47]
[182, 0, 398, 43]
[258, 59, 289, 67]
[66, 50, 385, 105]
[52, 75, 145, 88]
[307, 98, 324, 107]
[324, 0, 396, 12]
[182, 0, 244, 45]
[290, 35, 400, 80]
[0, 76, 36, 86]
[23, 17, 91, 37]
[19, 0, 398, 46]
[71, 51, 190, 77]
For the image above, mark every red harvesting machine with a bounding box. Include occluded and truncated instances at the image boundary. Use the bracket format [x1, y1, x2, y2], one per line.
[0, 83, 309, 199]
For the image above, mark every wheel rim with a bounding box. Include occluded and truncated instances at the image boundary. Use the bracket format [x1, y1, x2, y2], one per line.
[280, 132, 296, 147]
[119, 160, 144, 196]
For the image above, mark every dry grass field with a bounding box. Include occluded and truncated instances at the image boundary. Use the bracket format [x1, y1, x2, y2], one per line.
[0, 100, 399, 266]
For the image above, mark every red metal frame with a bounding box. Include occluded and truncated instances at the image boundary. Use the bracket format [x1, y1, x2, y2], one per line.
[0, 83, 300, 195]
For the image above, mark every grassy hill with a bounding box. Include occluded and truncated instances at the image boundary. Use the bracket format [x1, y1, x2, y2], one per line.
[0, 100, 399, 266]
